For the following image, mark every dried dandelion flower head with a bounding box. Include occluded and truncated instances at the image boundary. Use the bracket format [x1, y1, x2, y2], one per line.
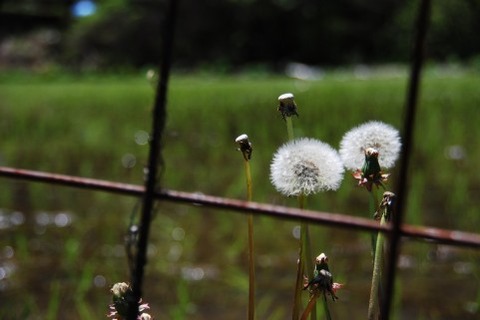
[351, 146, 390, 191]
[110, 282, 131, 299]
[277, 92, 299, 120]
[108, 282, 151, 320]
[339, 121, 401, 171]
[315, 253, 329, 264]
[235, 133, 253, 161]
[270, 138, 344, 196]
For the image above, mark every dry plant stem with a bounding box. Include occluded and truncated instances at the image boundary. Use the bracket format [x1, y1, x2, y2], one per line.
[368, 214, 387, 320]
[301, 293, 332, 320]
[244, 159, 255, 320]
[300, 295, 318, 320]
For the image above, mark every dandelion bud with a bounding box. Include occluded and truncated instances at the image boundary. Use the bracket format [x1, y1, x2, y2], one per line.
[110, 282, 131, 299]
[108, 283, 151, 319]
[146, 69, 156, 81]
[303, 252, 342, 301]
[362, 147, 382, 180]
[375, 191, 396, 221]
[352, 147, 390, 191]
[139, 313, 152, 320]
[235, 134, 253, 161]
[315, 253, 328, 264]
[277, 92, 299, 120]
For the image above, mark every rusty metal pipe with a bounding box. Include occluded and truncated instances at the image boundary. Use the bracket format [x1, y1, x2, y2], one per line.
[1, 166, 479, 249]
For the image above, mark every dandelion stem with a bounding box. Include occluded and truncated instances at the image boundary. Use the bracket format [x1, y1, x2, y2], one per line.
[369, 188, 379, 215]
[298, 196, 312, 278]
[286, 117, 295, 141]
[302, 222, 316, 320]
[244, 159, 253, 202]
[247, 212, 255, 320]
[369, 188, 380, 261]
[244, 159, 255, 320]
[293, 245, 304, 320]
[291, 194, 316, 320]
[292, 194, 305, 320]
[299, 200, 315, 319]
[368, 213, 387, 320]
[284, 103, 301, 320]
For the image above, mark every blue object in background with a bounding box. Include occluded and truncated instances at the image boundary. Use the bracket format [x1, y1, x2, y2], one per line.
[72, 0, 97, 17]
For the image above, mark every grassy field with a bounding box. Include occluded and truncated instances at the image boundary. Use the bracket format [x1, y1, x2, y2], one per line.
[0, 69, 479, 319]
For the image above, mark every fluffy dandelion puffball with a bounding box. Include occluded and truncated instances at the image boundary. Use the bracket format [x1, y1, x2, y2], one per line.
[339, 121, 401, 171]
[270, 138, 345, 196]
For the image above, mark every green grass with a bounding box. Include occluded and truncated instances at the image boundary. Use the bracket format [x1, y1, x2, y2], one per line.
[0, 69, 479, 319]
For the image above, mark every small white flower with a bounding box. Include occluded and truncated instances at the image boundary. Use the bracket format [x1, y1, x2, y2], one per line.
[339, 121, 401, 171]
[270, 138, 344, 196]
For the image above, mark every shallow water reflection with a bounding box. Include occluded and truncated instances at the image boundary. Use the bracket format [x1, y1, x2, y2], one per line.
[1, 196, 479, 320]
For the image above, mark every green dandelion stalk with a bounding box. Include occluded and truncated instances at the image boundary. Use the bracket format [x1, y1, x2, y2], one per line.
[338, 121, 401, 320]
[368, 214, 386, 320]
[277, 94, 314, 320]
[245, 159, 255, 320]
[368, 192, 396, 320]
[236, 134, 255, 320]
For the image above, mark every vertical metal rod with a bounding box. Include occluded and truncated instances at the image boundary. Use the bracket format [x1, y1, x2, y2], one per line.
[382, 0, 431, 319]
[127, 0, 179, 319]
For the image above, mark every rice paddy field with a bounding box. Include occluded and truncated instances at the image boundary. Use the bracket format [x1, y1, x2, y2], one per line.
[0, 67, 479, 319]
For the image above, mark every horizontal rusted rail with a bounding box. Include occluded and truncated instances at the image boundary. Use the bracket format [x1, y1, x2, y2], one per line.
[1, 166, 480, 248]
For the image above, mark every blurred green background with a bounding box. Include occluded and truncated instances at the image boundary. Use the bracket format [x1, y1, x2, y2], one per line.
[1, 70, 479, 319]
[1, 0, 480, 319]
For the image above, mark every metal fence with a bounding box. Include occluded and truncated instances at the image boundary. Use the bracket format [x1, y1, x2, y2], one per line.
[1, 0, 479, 319]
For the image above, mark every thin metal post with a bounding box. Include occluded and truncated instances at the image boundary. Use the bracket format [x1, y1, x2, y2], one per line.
[382, 0, 431, 319]
[127, 0, 179, 319]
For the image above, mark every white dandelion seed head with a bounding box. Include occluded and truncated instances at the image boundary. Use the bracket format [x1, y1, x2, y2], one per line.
[270, 138, 345, 196]
[339, 121, 401, 170]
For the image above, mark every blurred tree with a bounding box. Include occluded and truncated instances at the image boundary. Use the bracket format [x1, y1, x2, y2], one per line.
[46, 0, 480, 69]
[0, 0, 73, 34]
[64, 0, 167, 69]
[0, 0, 72, 69]
[428, 0, 480, 61]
